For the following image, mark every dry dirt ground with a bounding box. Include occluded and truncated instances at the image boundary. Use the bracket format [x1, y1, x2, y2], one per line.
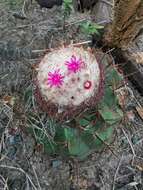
[0, 1, 143, 190]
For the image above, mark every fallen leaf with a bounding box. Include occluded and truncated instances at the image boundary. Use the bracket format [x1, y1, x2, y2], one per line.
[3, 95, 15, 106]
[136, 107, 143, 120]
[136, 164, 143, 172]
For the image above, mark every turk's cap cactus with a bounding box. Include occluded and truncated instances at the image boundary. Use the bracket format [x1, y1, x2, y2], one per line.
[35, 46, 104, 120]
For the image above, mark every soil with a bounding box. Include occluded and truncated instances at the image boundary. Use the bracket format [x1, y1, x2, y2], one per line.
[0, 1, 143, 190]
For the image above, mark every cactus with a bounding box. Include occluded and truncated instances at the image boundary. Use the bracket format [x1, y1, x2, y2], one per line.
[35, 46, 104, 121]
[26, 46, 124, 160]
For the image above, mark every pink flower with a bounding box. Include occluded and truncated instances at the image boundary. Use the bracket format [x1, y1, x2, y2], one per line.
[66, 55, 85, 73]
[47, 69, 64, 88]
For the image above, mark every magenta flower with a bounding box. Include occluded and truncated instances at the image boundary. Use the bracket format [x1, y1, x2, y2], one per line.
[66, 55, 85, 73]
[47, 69, 64, 88]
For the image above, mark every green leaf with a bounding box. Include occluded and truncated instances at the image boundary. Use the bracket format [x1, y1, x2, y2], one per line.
[84, 112, 97, 121]
[102, 87, 118, 107]
[63, 0, 73, 17]
[84, 120, 103, 133]
[64, 128, 91, 160]
[106, 67, 124, 87]
[80, 21, 104, 36]
[99, 66, 124, 124]
[54, 127, 66, 142]
[93, 24, 104, 29]
[99, 104, 123, 125]
[81, 125, 114, 152]
[93, 126, 114, 149]
[79, 118, 90, 127]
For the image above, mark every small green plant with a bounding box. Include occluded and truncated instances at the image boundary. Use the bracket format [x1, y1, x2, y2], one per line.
[80, 21, 104, 36]
[62, 0, 73, 17]
[62, 0, 73, 30]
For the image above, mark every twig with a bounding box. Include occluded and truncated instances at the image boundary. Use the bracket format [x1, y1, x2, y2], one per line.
[32, 165, 42, 190]
[32, 41, 92, 54]
[71, 40, 92, 46]
[101, 0, 114, 6]
[121, 128, 136, 166]
[21, 0, 28, 18]
[121, 129, 136, 157]
[112, 154, 123, 190]
[0, 175, 9, 190]
[0, 165, 38, 190]
[65, 18, 86, 27]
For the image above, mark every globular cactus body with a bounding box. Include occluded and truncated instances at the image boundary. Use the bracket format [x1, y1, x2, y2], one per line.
[35, 46, 104, 120]
[28, 47, 124, 159]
